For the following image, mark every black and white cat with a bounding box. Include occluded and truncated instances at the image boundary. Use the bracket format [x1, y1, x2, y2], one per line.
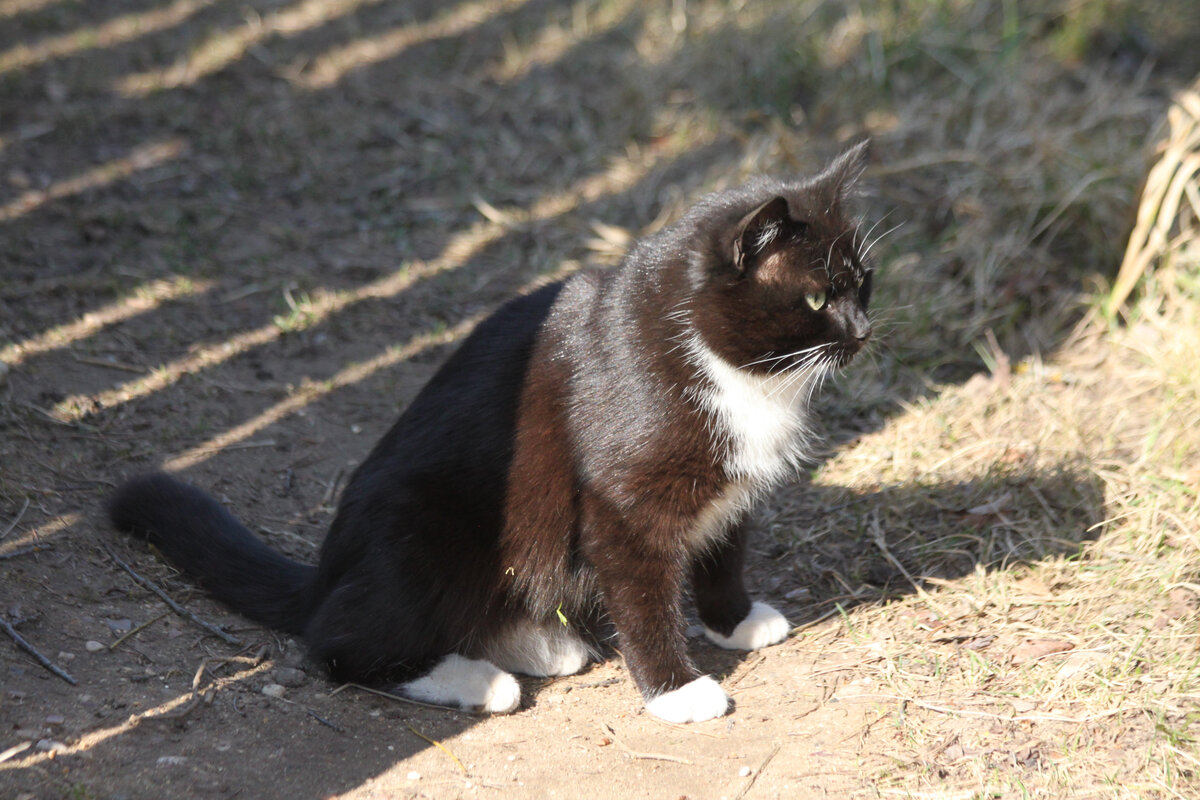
[109, 142, 875, 724]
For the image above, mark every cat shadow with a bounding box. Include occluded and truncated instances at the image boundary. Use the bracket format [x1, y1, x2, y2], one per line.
[687, 463, 1106, 682]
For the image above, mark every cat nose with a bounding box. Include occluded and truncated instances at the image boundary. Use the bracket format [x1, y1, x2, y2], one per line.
[846, 305, 871, 342]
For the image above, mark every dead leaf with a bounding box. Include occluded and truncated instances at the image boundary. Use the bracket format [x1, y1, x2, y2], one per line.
[1010, 639, 1074, 665]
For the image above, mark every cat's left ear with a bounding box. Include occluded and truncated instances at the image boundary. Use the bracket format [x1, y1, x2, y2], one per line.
[824, 139, 870, 198]
[733, 196, 791, 274]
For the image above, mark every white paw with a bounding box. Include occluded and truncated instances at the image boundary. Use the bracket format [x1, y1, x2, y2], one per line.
[644, 676, 730, 723]
[481, 671, 522, 714]
[401, 655, 521, 714]
[542, 642, 591, 677]
[704, 601, 790, 650]
[487, 621, 593, 677]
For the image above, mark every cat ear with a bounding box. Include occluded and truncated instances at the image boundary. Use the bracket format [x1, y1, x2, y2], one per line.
[733, 196, 791, 274]
[823, 139, 870, 197]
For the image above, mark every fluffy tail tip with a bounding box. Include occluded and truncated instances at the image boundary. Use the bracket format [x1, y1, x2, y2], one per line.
[107, 471, 188, 539]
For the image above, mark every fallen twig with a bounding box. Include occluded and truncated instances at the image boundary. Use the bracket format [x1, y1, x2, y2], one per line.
[305, 708, 344, 732]
[330, 681, 475, 714]
[109, 610, 170, 651]
[787, 607, 840, 634]
[733, 743, 781, 800]
[647, 715, 727, 738]
[728, 653, 768, 690]
[0, 616, 76, 685]
[71, 354, 147, 374]
[320, 468, 345, 508]
[600, 723, 692, 764]
[101, 542, 241, 645]
[1, 497, 30, 539]
[406, 722, 467, 773]
[869, 511, 952, 619]
[871, 693, 1133, 724]
[265, 692, 346, 733]
[0, 545, 46, 560]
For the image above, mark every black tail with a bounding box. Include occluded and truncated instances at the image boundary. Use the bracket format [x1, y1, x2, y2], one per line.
[107, 473, 319, 635]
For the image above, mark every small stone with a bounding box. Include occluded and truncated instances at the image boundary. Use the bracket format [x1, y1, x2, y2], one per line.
[35, 739, 67, 753]
[273, 667, 307, 687]
[280, 640, 307, 668]
[407, 771, 421, 781]
[57, 651, 76, 662]
[738, 766, 752, 777]
[13, 728, 40, 739]
[157, 755, 187, 766]
[261, 683, 286, 698]
[84, 640, 105, 653]
[44, 714, 65, 726]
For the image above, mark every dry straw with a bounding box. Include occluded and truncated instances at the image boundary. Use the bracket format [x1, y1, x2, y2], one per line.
[1109, 78, 1200, 316]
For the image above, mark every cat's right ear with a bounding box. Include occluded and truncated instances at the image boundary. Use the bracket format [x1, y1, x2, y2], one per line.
[733, 196, 791, 275]
[824, 139, 870, 198]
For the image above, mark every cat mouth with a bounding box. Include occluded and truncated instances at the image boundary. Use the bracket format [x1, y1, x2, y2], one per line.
[776, 341, 864, 374]
[834, 340, 867, 367]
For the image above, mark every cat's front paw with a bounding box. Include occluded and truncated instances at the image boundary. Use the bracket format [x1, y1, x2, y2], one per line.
[644, 676, 730, 723]
[401, 655, 521, 714]
[704, 601, 790, 650]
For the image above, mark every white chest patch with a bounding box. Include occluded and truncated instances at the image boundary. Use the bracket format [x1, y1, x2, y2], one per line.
[686, 335, 816, 488]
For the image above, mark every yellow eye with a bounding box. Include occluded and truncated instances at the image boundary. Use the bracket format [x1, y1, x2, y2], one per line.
[805, 290, 826, 311]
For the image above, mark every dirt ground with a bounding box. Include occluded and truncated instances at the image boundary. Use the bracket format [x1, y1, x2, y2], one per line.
[3, 1, 1199, 798]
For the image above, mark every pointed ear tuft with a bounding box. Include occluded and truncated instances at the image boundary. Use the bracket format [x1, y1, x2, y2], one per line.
[734, 196, 791, 274]
[824, 139, 870, 197]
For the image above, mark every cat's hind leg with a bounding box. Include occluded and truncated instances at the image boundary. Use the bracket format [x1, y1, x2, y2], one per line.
[398, 654, 521, 713]
[304, 574, 521, 712]
[485, 618, 594, 677]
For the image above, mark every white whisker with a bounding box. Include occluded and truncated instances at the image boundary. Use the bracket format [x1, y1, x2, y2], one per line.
[855, 212, 893, 258]
[861, 220, 906, 261]
[824, 230, 850, 280]
[739, 342, 831, 371]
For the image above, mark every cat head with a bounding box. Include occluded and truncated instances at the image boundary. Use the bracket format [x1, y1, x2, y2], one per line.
[687, 141, 875, 378]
